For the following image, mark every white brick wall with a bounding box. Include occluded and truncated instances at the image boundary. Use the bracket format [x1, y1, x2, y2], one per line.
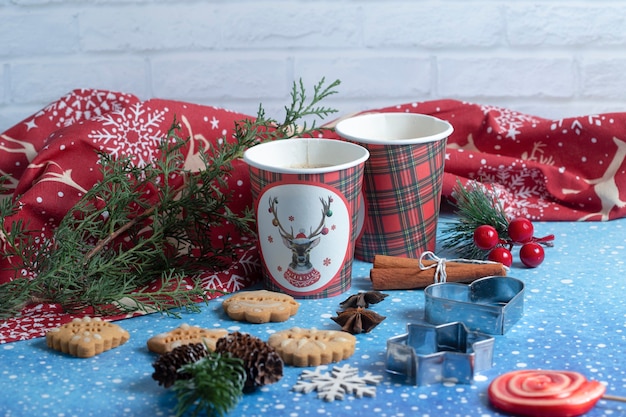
[2, 0, 626, 132]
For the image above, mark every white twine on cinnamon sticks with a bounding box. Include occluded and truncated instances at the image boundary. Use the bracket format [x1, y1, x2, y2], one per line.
[418, 251, 510, 284]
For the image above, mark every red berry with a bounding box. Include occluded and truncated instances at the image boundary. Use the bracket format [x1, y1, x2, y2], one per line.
[508, 217, 534, 243]
[473, 225, 499, 250]
[488, 247, 513, 267]
[520, 242, 544, 268]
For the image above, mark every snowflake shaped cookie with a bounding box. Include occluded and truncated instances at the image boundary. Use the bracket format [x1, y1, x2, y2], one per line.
[293, 364, 383, 402]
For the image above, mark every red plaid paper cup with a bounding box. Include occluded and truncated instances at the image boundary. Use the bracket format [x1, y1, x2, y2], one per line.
[243, 138, 369, 298]
[335, 113, 453, 262]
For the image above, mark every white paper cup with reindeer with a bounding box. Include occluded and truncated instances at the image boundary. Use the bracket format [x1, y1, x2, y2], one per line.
[243, 138, 369, 298]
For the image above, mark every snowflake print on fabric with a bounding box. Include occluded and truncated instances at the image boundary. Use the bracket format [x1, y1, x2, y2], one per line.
[467, 173, 551, 220]
[223, 273, 249, 292]
[200, 272, 249, 293]
[0, 303, 84, 342]
[550, 114, 608, 136]
[209, 116, 220, 130]
[198, 247, 261, 292]
[293, 364, 383, 402]
[88, 103, 168, 167]
[235, 248, 262, 277]
[479, 105, 543, 140]
[551, 117, 585, 136]
[27, 89, 131, 131]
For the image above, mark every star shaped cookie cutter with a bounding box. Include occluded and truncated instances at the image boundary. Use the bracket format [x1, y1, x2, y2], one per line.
[385, 321, 494, 386]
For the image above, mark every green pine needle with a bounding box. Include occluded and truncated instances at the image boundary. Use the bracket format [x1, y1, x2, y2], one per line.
[440, 179, 510, 259]
[172, 352, 246, 417]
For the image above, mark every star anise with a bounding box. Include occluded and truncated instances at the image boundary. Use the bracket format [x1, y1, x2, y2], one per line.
[331, 307, 386, 334]
[339, 291, 388, 309]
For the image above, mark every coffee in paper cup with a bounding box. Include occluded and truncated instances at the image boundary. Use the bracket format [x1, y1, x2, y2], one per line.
[243, 138, 369, 298]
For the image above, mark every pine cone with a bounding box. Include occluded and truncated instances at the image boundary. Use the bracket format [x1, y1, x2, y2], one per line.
[152, 342, 209, 388]
[214, 332, 283, 390]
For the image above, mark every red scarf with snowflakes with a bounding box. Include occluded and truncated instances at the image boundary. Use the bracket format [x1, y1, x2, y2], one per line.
[1, 90, 625, 343]
[0, 90, 261, 342]
[325, 99, 626, 222]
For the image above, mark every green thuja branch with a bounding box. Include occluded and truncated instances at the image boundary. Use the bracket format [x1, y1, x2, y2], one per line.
[233, 77, 341, 150]
[0, 78, 341, 318]
[280, 77, 341, 135]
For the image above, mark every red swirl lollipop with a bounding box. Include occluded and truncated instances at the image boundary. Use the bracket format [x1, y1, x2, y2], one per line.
[488, 370, 606, 417]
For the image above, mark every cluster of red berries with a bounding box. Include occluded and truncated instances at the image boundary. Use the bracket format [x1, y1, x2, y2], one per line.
[473, 218, 554, 268]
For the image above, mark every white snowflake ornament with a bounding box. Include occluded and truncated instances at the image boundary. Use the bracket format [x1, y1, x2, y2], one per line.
[293, 364, 383, 402]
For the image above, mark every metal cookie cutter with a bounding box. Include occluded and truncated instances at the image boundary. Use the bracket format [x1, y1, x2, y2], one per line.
[424, 276, 525, 335]
[385, 321, 494, 386]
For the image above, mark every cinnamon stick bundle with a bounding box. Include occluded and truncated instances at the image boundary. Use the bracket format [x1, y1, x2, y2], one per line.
[370, 254, 507, 291]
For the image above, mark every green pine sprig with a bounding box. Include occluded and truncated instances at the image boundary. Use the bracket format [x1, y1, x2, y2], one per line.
[0, 78, 341, 319]
[440, 179, 510, 259]
[172, 352, 246, 417]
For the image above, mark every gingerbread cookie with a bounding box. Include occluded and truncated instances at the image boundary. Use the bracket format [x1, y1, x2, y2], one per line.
[222, 290, 299, 323]
[267, 327, 356, 367]
[147, 323, 228, 354]
[46, 316, 130, 358]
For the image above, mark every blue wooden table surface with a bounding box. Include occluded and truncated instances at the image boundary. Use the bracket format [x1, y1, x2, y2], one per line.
[2, 217, 626, 417]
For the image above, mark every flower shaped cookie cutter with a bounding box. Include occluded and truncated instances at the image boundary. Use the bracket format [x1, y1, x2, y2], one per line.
[424, 276, 525, 335]
[385, 321, 494, 386]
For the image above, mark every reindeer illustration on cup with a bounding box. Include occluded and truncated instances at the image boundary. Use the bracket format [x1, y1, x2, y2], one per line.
[268, 195, 333, 287]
